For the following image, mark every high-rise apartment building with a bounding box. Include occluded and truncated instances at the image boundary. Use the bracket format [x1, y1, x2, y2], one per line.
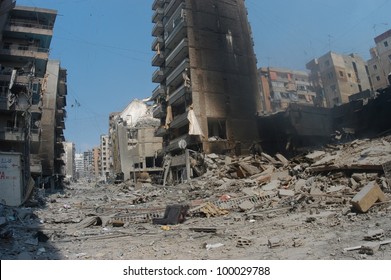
[306, 52, 372, 108]
[75, 153, 84, 179]
[92, 146, 101, 178]
[368, 29, 391, 91]
[0, 2, 67, 192]
[151, 0, 261, 157]
[258, 67, 316, 113]
[100, 134, 110, 178]
[63, 142, 75, 180]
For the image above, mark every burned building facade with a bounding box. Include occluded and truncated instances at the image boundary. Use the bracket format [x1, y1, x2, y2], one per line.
[151, 0, 262, 159]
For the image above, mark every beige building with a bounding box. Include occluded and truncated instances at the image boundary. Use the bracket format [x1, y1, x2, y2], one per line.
[258, 67, 316, 113]
[109, 100, 163, 181]
[100, 134, 110, 179]
[63, 142, 75, 180]
[92, 146, 101, 178]
[368, 29, 391, 91]
[307, 52, 372, 108]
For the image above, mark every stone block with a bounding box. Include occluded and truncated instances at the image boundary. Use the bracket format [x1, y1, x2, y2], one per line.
[279, 189, 295, 197]
[351, 182, 387, 213]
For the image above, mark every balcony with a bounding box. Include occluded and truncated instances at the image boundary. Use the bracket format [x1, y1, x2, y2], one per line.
[5, 20, 54, 38]
[165, 134, 190, 153]
[164, 0, 182, 19]
[151, 36, 164, 51]
[152, 8, 164, 23]
[152, 52, 165, 67]
[166, 38, 188, 68]
[153, 104, 166, 118]
[168, 84, 187, 106]
[155, 126, 167, 137]
[0, 43, 49, 60]
[152, 68, 165, 83]
[152, 85, 165, 100]
[166, 58, 189, 87]
[152, 21, 164, 37]
[165, 11, 187, 50]
[170, 112, 189, 129]
[0, 127, 24, 142]
[31, 129, 40, 142]
[152, 0, 167, 10]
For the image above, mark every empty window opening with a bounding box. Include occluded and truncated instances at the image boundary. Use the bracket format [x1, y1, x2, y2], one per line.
[208, 118, 227, 140]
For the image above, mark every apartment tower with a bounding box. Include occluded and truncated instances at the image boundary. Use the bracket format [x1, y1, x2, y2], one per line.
[151, 0, 261, 156]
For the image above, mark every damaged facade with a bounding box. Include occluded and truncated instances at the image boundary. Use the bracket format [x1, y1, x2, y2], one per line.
[368, 29, 391, 91]
[0, 1, 67, 205]
[306, 52, 372, 108]
[108, 99, 163, 182]
[151, 0, 262, 183]
[258, 67, 317, 113]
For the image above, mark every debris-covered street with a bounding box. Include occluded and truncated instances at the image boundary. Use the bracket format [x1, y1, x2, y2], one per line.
[1, 136, 391, 260]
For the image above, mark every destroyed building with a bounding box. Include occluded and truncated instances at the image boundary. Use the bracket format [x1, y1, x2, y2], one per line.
[151, 0, 262, 182]
[0, 1, 67, 206]
[109, 99, 163, 182]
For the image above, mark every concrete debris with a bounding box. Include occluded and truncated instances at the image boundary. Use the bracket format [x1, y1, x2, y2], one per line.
[351, 182, 387, 213]
[1, 135, 391, 260]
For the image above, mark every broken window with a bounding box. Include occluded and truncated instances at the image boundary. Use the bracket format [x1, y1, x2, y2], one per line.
[208, 118, 227, 140]
[146, 157, 155, 168]
[373, 65, 378, 71]
[384, 41, 389, 48]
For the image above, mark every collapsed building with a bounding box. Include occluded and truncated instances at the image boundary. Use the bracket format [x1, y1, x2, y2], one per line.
[0, 1, 67, 206]
[151, 0, 262, 183]
[109, 99, 163, 182]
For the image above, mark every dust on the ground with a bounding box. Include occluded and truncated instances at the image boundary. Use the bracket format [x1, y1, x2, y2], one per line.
[1, 136, 391, 260]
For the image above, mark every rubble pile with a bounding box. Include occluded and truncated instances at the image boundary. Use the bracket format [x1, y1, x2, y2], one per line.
[1, 136, 391, 260]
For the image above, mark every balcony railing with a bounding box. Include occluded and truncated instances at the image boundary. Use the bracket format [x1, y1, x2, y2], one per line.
[152, 85, 165, 100]
[152, 52, 165, 67]
[170, 111, 189, 129]
[152, 21, 164, 37]
[8, 19, 54, 30]
[151, 36, 164, 51]
[166, 38, 188, 68]
[152, 7, 164, 23]
[166, 58, 189, 87]
[152, 68, 165, 83]
[152, 104, 166, 118]
[168, 84, 187, 106]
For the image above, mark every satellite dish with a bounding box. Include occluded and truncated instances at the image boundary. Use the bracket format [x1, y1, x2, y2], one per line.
[178, 139, 187, 150]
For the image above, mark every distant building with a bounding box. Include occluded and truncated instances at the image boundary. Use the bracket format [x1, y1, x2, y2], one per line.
[75, 153, 84, 179]
[83, 150, 93, 178]
[63, 142, 75, 180]
[92, 146, 101, 178]
[368, 29, 391, 91]
[100, 134, 110, 179]
[258, 67, 316, 113]
[306, 52, 372, 108]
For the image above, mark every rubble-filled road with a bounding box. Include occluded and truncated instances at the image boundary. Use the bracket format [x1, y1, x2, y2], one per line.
[1, 136, 391, 260]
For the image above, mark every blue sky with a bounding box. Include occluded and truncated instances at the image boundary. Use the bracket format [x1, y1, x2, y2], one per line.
[16, 0, 391, 152]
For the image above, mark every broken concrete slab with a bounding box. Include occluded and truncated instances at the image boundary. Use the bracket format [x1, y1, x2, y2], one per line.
[279, 189, 295, 197]
[261, 180, 280, 191]
[351, 182, 387, 213]
[305, 151, 326, 161]
[238, 200, 254, 211]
